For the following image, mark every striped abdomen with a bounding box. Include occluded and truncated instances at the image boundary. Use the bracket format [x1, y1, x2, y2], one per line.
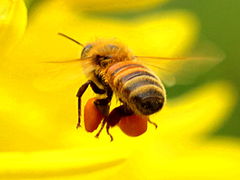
[106, 61, 165, 115]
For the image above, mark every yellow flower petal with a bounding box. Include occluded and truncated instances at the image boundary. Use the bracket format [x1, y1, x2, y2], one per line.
[0, 86, 62, 151]
[0, 147, 127, 179]
[60, 0, 168, 12]
[0, 0, 27, 57]
[152, 81, 237, 141]
[125, 138, 240, 180]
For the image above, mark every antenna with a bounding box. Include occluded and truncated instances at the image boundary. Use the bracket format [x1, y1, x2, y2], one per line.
[58, 33, 84, 46]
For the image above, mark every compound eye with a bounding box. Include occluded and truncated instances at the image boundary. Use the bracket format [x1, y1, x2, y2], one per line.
[81, 44, 93, 58]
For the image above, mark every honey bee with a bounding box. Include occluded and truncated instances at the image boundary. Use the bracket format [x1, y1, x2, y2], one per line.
[51, 33, 218, 141]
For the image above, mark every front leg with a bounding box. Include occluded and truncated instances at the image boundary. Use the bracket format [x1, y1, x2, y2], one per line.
[76, 80, 105, 128]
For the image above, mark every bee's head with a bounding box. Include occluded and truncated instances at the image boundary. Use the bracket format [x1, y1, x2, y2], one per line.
[57, 34, 132, 67]
[81, 41, 133, 68]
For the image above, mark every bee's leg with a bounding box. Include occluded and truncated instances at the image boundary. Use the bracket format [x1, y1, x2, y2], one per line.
[103, 104, 133, 141]
[106, 124, 113, 142]
[94, 87, 113, 117]
[147, 119, 158, 129]
[95, 117, 107, 138]
[76, 80, 105, 128]
[94, 87, 113, 138]
[94, 110, 114, 140]
[94, 114, 114, 142]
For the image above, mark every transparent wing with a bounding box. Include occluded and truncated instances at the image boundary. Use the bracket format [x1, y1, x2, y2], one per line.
[136, 41, 224, 86]
[31, 59, 89, 91]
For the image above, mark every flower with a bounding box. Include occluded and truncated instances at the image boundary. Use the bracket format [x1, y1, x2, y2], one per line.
[0, 0, 239, 179]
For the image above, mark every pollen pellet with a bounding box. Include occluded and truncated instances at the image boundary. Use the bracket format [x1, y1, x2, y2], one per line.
[118, 115, 148, 137]
[84, 98, 104, 132]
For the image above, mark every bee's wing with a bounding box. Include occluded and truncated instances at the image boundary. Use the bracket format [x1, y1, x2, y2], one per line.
[137, 42, 224, 86]
[31, 59, 91, 91]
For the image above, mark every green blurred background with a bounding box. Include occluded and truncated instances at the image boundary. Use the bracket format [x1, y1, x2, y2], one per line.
[25, 0, 240, 137]
[164, 0, 240, 137]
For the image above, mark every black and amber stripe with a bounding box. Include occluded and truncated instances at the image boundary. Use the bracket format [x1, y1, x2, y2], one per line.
[106, 61, 165, 115]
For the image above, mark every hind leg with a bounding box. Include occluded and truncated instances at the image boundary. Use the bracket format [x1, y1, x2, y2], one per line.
[95, 104, 133, 141]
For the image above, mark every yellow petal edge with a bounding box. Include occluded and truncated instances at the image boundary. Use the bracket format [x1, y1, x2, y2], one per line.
[61, 0, 168, 12]
[0, 0, 27, 57]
